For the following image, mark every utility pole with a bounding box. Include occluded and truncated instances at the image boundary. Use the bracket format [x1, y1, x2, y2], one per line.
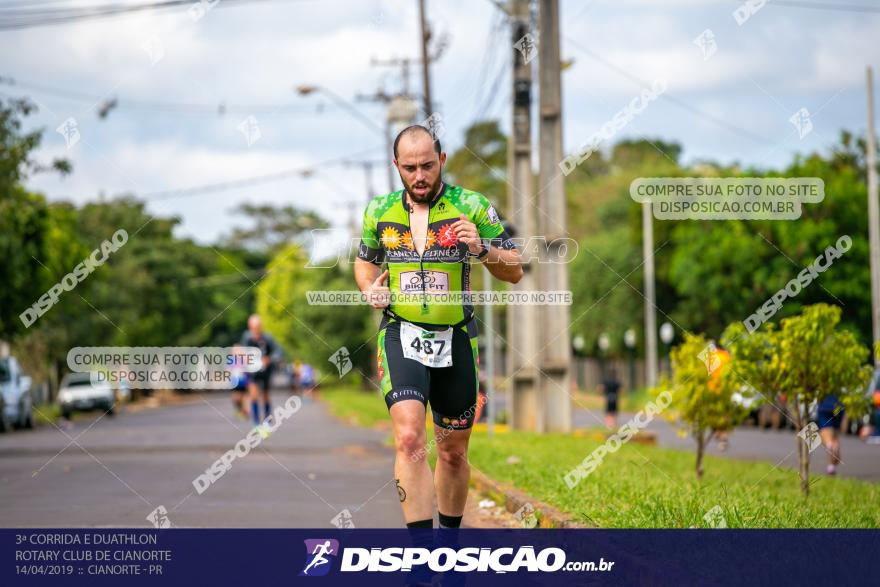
[484, 266, 496, 438]
[417, 0, 434, 117]
[642, 201, 658, 387]
[357, 66, 417, 193]
[537, 0, 571, 432]
[507, 0, 540, 432]
[866, 66, 880, 363]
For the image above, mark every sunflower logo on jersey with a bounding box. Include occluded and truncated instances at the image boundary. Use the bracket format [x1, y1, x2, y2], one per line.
[381, 226, 401, 249]
[401, 230, 414, 250]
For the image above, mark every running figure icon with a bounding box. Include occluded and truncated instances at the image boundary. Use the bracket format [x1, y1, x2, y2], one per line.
[302, 540, 335, 575]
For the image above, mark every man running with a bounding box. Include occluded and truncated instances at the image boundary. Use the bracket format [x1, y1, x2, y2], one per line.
[354, 125, 523, 529]
[240, 314, 282, 431]
[229, 343, 249, 419]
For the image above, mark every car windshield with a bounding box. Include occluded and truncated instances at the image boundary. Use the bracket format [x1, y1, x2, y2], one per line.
[63, 374, 94, 387]
[0, 358, 9, 382]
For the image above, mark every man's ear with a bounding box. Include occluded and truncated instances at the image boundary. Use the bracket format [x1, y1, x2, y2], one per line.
[439, 152, 447, 165]
[392, 158, 399, 170]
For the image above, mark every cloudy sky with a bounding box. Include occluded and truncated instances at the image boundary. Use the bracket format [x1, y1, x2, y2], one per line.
[2, 0, 878, 243]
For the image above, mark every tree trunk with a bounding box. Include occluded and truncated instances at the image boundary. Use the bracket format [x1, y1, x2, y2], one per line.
[795, 400, 810, 496]
[695, 432, 705, 480]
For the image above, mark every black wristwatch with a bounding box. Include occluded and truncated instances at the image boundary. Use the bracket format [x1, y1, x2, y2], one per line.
[475, 243, 489, 259]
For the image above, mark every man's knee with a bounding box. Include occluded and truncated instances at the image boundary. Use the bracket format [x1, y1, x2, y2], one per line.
[436, 443, 468, 469]
[395, 427, 426, 462]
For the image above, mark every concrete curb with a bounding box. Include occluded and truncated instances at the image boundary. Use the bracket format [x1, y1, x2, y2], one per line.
[469, 468, 590, 528]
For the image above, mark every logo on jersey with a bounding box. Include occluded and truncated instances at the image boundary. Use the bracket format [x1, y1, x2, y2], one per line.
[438, 224, 459, 247]
[300, 539, 339, 577]
[486, 205, 500, 224]
[399, 270, 450, 293]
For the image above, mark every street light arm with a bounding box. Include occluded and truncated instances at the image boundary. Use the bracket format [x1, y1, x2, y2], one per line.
[297, 84, 385, 136]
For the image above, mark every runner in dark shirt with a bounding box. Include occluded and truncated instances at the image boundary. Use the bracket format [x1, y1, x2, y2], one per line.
[240, 314, 282, 432]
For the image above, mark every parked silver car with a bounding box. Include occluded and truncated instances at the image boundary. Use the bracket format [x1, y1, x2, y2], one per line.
[58, 372, 116, 420]
[0, 356, 34, 431]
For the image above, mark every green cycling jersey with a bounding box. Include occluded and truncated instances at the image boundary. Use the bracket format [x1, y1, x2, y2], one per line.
[358, 183, 516, 328]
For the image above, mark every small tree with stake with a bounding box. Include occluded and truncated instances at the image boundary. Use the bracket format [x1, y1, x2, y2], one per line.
[653, 332, 748, 480]
[726, 304, 871, 496]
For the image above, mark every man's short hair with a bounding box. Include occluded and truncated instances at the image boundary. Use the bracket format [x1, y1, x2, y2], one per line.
[393, 125, 442, 159]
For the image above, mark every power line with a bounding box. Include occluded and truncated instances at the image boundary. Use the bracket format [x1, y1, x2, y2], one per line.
[0, 0, 312, 31]
[755, 1, 880, 14]
[565, 36, 773, 145]
[73, 145, 385, 202]
[0, 76, 323, 115]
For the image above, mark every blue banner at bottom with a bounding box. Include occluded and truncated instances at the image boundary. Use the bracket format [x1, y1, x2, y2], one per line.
[3, 529, 877, 586]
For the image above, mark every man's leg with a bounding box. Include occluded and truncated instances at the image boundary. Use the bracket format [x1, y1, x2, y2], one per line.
[819, 427, 840, 473]
[247, 381, 261, 426]
[434, 427, 471, 528]
[389, 400, 434, 525]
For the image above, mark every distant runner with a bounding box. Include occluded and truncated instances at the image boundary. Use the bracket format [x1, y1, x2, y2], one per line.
[355, 125, 523, 529]
[229, 343, 249, 420]
[817, 394, 844, 475]
[240, 314, 282, 432]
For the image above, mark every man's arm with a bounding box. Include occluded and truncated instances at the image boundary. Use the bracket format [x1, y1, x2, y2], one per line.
[477, 245, 523, 284]
[451, 210, 523, 285]
[355, 259, 390, 309]
[266, 334, 283, 362]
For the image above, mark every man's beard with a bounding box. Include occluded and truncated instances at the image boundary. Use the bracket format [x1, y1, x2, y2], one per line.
[402, 174, 443, 204]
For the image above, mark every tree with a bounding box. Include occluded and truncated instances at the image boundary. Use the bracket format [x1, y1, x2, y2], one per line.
[444, 120, 508, 208]
[569, 225, 642, 357]
[256, 244, 372, 381]
[223, 203, 328, 254]
[654, 332, 749, 479]
[726, 304, 872, 495]
[0, 98, 71, 340]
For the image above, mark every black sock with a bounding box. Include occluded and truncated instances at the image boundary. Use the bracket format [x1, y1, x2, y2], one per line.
[406, 518, 433, 529]
[438, 512, 462, 529]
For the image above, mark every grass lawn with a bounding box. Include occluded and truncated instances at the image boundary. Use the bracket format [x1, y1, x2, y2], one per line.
[318, 386, 880, 528]
[571, 386, 652, 413]
[32, 402, 62, 427]
[319, 386, 390, 429]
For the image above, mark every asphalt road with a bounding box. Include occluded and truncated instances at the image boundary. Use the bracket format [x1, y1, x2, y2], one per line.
[0, 391, 405, 528]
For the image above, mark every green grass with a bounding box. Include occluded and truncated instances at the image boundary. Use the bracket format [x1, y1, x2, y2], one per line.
[572, 386, 653, 413]
[319, 386, 390, 429]
[466, 430, 880, 528]
[319, 386, 880, 528]
[32, 403, 62, 427]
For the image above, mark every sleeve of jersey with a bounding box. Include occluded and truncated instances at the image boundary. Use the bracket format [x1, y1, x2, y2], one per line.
[474, 194, 517, 250]
[357, 202, 385, 265]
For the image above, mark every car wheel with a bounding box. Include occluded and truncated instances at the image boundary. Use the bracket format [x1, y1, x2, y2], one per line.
[61, 408, 72, 421]
[0, 411, 9, 433]
[24, 410, 34, 429]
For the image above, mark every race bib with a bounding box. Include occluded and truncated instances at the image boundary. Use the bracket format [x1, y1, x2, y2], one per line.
[400, 322, 453, 368]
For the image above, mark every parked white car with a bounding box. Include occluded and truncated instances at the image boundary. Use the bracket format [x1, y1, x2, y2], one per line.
[58, 373, 116, 419]
[0, 356, 34, 432]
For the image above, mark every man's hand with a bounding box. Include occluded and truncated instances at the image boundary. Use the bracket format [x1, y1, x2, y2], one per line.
[367, 269, 391, 309]
[452, 214, 484, 256]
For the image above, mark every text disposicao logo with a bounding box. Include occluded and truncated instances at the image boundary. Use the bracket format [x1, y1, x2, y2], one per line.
[301, 539, 339, 577]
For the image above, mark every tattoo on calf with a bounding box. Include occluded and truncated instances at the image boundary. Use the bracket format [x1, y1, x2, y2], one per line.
[396, 478, 407, 502]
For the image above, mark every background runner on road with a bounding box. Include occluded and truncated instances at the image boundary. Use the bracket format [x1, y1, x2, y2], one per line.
[240, 314, 282, 431]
